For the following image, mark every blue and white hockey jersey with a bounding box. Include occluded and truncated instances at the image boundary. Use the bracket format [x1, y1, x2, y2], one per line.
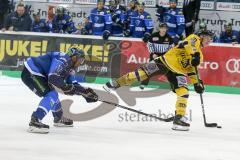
[110, 5, 127, 36]
[24, 52, 84, 90]
[129, 11, 153, 38]
[52, 14, 77, 34]
[32, 19, 50, 32]
[156, 7, 185, 38]
[219, 30, 240, 43]
[85, 7, 112, 35]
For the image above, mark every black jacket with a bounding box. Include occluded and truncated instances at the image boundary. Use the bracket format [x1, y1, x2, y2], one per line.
[0, 0, 10, 14]
[183, 0, 201, 23]
[4, 11, 32, 31]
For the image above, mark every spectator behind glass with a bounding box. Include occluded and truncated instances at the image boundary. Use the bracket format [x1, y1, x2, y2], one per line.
[0, 0, 10, 29]
[220, 23, 240, 44]
[47, 6, 55, 32]
[2, 3, 32, 31]
[51, 6, 76, 34]
[31, 13, 50, 32]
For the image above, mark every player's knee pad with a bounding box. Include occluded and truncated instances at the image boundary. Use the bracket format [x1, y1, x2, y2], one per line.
[175, 87, 189, 116]
[44, 90, 59, 108]
[141, 60, 160, 76]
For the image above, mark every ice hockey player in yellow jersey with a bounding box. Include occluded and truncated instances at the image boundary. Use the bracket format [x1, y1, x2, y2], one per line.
[104, 30, 213, 131]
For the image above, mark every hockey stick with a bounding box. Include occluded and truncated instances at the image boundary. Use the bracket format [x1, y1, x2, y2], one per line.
[195, 67, 221, 128]
[98, 99, 174, 122]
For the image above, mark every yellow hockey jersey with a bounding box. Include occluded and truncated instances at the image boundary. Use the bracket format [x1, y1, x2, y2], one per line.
[158, 34, 203, 84]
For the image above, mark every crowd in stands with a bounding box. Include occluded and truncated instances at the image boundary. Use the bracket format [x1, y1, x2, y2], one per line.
[0, 0, 240, 44]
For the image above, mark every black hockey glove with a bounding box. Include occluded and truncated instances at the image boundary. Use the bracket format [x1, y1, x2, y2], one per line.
[63, 84, 85, 96]
[178, 41, 188, 48]
[191, 52, 201, 66]
[103, 30, 110, 40]
[123, 20, 129, 30]
[194, 80, 205, 94]
[156, 5, 164, 15]
[82, 88, 98, 103]
[112, 14, 120, 23]
[172, 36, 180, 45]
[123, 30, 130, 37]
[81, 28, 88, 35]
[143, 33, 151, 43]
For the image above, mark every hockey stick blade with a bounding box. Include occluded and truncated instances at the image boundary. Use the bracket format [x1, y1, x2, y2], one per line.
[205, 123, 218, 127]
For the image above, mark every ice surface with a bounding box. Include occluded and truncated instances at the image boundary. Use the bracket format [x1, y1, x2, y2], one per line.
[0, 76, 240, 160]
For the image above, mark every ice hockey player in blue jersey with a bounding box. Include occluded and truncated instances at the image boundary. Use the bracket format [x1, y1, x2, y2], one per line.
[125, 0, 138, 24]
[126, 2, 153, 40]
[156, 0, 185, 44]
[51, 6, 77, 34]
[21, 47, 98, 133]
[123, 0, 138, 33]
[220, 23, 240, 44]
[84, 0, 112, 40]
[31, 13, 50, 32]
[108, 0, 126, 36]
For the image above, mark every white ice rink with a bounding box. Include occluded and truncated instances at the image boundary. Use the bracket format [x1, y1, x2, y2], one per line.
[0, 76, 240, 160]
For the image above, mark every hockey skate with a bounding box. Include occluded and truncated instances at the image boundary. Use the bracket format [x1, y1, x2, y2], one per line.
[53, 116, 73, 127]
[28, 116, 49, 134]
[172, 115, 190, 131]
[103, 80, 119, 93]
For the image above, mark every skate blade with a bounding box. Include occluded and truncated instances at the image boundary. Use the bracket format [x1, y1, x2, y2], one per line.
[172, 124, 189, 131]
[103, 85, 114, 94]
[27, 126, 49, 134]
[53, 123, 73, 127]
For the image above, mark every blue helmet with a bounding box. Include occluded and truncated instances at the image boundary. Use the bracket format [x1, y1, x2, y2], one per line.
[67, 47, 85, 58]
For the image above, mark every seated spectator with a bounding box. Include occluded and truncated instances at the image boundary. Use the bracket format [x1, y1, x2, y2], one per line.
[0, 0, 10, 29]
[2, 3, 32, 31]
[51, 6, 76, 34]
[220, 23, 240, 44]
[31, 13, 50, 32]
[46, 6, 55, 32]
[125, 2, 153, 41]
[83, 0, 112, 40]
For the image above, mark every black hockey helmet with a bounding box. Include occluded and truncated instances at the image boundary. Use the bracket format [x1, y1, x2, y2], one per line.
[169, 0, 178, 3]
[197, 30, 214, 38]
[199, 22, 207, 31]
[136, 1, 145, 6]
[33, 12, 40, 17]
[224, 22, 232, 32]
[56, 6, 66, 15]
[67, 46, 85, 58]
[159, 22, 168, 28]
